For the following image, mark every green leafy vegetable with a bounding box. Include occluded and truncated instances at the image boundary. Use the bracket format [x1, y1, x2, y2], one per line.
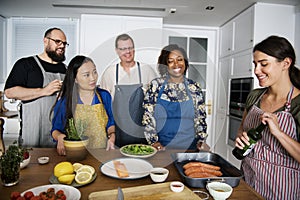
[121, 144, 155, 155]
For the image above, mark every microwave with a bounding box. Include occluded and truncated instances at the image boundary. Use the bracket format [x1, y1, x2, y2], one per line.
[228, 77, 253, 147]
[229, 77, 254, 118]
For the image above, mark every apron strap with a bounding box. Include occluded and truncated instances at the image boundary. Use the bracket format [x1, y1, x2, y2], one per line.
[253, 86, 294, 112]
[33, 55, 46, 76]
[116, 62, 141, 85]
[285, 86, 294, 112]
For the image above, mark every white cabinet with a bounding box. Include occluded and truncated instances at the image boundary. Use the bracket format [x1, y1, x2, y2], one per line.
[219, 7, 254, 59]
[80, 15, 163, 77]
[214, 113, 228, 159]
[231, 49, 253, 78]
[216, 57, 230, 113]
[219, 3, 294, 80]
[234, 7, 254, 54]
[219, 22, 233, 58]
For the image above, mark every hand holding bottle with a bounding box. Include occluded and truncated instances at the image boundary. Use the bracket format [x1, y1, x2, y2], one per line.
[232, 123, 266, 160]
[234, 131, 251, 150]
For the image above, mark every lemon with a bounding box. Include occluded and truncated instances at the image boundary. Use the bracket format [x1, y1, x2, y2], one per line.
[75, 171, 92, 185]
[77, 165, 95, 175]
[73, 163, 83, 172]
[54, 162, 74, 177]
[58, 174, 75, 185]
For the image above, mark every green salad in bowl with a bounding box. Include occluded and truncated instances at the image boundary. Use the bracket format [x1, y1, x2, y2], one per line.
[120, 144, 157, 158]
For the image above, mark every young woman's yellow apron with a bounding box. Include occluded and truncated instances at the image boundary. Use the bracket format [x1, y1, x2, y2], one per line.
[74, 92, 108, 148]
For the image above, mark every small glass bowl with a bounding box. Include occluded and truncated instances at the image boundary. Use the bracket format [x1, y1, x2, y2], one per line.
[38, 157, 49, 164]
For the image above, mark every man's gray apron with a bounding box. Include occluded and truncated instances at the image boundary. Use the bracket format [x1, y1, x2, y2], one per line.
[19, 56, 65, 147]
[113, 62, 147, 147]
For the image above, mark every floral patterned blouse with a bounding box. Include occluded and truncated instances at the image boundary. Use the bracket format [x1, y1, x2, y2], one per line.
[142, 77, 207, 145]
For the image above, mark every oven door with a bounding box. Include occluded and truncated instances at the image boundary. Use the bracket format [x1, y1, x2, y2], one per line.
[228, 115, 242, 147]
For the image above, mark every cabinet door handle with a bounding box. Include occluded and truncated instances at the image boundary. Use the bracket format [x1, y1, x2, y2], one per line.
[205, 100, 212, 115]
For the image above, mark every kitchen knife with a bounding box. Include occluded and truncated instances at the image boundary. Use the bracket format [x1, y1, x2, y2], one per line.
[117, 186, 124, 200]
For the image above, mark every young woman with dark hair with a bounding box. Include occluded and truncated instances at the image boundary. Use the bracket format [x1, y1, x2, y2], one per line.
[51, 55, 115, 155]
[234, 36, 300, 199]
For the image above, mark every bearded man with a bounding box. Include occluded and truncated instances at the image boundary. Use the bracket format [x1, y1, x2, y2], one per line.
[4, 27, 68, 147]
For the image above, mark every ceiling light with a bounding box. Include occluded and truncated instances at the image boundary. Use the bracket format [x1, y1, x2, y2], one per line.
[206, 6, 214, 11]
[52, 4, 166, 12]
[169, 8, 176, 14]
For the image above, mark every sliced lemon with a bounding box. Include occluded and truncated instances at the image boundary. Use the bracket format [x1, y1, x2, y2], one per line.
[73, 163, 83, 172]
[75, 171, 92, 185]
[54, 162, 74, 177]
[77, 165, 95, 175]
[58, 174, 75, 185]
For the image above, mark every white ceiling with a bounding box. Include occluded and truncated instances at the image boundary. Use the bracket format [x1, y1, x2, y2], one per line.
[0, 0, 299, 27]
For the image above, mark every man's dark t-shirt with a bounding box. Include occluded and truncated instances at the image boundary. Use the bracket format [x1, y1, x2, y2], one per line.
[4, 56, 66, 103]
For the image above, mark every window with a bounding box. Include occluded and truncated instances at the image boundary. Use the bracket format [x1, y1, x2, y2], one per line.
[169, 36, 208, 99]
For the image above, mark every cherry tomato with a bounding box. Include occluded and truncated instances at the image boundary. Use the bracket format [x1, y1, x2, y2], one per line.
[60, 194, 67, 200]
[23, 191, 34, 200]
[56, 190, 64, 196]
[29, 197, 41, 200]
[10, 191, 21, 200]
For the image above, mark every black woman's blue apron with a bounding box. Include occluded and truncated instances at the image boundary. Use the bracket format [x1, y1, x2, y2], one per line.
[154, 78, 197, 150]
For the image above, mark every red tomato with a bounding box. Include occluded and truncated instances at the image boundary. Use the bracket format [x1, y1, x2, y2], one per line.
[23, 151, 30, 159]
[30, 196, 41, 200]
[38, 192, 47, 200]
[16, 197, 26, 200]
[23, 191, 34, 200]
[10, 191, 21, 200]
[46, 188, 55, 194]
[60, 194, 67, 200]
[46, 193, 55, 200]
[56, 195, 66, 200]
[56, 190, 64, 196]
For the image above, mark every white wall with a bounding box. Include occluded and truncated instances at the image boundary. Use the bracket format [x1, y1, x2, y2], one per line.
[0, 16, 6, 85]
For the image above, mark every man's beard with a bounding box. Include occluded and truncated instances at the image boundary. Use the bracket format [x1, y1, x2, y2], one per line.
[46, 48, 66, 62]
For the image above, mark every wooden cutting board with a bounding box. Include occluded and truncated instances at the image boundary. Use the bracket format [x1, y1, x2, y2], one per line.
[88, 182, 202, 200]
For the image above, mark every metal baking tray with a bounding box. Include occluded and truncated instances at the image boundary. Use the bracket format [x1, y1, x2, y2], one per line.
[171, 152, 244, 188]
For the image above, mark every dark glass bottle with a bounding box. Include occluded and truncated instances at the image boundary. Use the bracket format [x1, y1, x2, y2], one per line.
[232, 123, 266, 160]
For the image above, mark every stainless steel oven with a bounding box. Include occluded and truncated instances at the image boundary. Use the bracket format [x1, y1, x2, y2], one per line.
[228, 77, 253, 146]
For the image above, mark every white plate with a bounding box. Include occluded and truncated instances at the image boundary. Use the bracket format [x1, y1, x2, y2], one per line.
[21, 184, 81, 200]
[100, 158, 153, 180]
[120, 144, 157, 158]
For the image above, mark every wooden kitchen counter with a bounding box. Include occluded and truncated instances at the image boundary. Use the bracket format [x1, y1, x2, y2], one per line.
[0, 148, 264, 199]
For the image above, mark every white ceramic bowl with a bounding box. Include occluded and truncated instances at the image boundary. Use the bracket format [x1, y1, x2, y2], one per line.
[20, 156, 31, 169]
[170, 181, 184, 193]
[206, 182, 233, 200]
[38, 156, 49, 164]
[150, 167, 169, 183]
